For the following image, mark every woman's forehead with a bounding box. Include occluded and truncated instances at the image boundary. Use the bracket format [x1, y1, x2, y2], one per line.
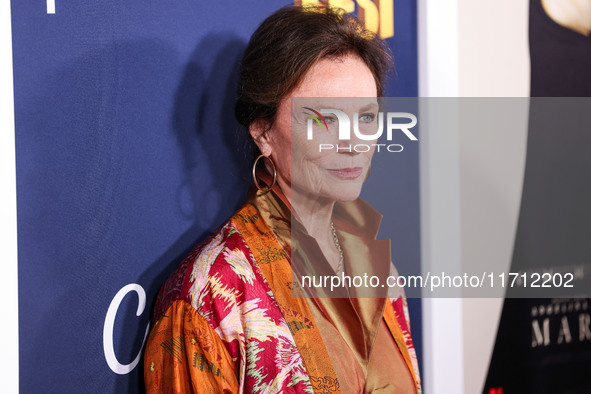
[290, 55, 378, 98]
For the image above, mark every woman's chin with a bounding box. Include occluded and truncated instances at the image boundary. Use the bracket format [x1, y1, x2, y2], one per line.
[328, 184, 364, 202]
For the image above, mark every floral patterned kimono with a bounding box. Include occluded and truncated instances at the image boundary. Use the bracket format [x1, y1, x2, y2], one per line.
[143, 183, 421, 393]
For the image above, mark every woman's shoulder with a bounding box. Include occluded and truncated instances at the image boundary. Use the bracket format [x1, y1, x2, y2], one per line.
[151, 214, 261, 322]
[151, 203, 283, 326]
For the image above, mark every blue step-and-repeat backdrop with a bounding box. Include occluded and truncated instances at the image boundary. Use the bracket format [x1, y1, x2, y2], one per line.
[12, 1, 418, 392]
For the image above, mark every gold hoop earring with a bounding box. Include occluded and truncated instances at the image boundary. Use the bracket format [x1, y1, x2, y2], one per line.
[253, 154, 277, 192]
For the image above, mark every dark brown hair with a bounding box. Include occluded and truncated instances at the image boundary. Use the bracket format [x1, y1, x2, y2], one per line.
[234, 5, 393, 133]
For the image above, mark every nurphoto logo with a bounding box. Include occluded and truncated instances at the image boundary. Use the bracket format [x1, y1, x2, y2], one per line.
[305, 108, 418, 153]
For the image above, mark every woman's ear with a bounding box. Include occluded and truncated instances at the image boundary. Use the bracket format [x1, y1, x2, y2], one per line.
[249, 119, 273, 156]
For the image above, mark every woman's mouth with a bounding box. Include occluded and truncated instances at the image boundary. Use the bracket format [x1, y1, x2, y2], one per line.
[327, 167, 363, 180]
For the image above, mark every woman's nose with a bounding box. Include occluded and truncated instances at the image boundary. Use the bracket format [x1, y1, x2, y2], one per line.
[336, 138, 361, 155]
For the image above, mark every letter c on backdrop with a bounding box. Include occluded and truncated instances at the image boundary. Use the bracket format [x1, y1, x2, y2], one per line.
[103, 283, 150, 375]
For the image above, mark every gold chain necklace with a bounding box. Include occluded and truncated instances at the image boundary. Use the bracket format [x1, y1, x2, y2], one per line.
[330, 221, 344, 275]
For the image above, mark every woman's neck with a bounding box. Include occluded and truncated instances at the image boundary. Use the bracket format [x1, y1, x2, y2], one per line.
[293, 195, 335, 239]
[286, 184, 343, 271]
[542, 0, 591, 36]
[276, 178, 334, 235]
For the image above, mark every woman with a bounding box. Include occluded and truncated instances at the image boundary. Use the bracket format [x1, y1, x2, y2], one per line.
[144, 5, 421, 393]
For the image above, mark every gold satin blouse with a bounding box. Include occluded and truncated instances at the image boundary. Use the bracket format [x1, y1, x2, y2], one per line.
[251, 184, 418, 393]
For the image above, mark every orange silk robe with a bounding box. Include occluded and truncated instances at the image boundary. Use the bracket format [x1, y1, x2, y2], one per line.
[143, 185, 422, 393]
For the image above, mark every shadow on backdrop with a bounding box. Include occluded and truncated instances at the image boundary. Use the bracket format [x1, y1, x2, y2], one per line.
[130, 34, 250, 393]
[15, 33, 248, 394]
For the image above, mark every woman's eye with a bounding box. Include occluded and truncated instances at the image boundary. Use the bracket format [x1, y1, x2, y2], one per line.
[359, 113, 375, 123]
[324, 116, 336, 124]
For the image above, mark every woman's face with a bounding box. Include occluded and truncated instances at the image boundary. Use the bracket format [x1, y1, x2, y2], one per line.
[254, 54, 378, 203]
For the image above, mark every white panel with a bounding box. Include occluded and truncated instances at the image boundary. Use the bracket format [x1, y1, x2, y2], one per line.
[459, 98, 528, 393]
[419, 0, 530, 392]
[418, 0, 459, 97]
[419, 0, 465, 392]
[457, 0, 529, 392]
[418, 97, 465, 394]
[0, 0, 19, 392]
[458, 0, 530, 97]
